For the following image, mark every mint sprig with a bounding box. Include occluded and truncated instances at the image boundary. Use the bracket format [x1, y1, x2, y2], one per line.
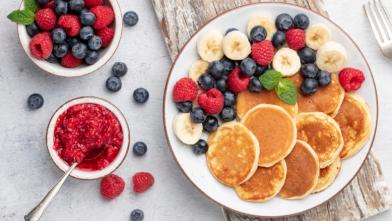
[259, 69, 297, 105]
[259, 69, 283, 90]
[7, 0, 38, 25]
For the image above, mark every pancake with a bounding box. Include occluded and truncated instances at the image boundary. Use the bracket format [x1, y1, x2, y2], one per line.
[236, 90, 298, 118]
[242, 104, 296, 167]
[279, 140, 319, 199]
[334, 94, 372, 160]
[207, 122, 259, 186]
[313, 157, 341, 193]
[235, 160, 287, 202]
[289, 73, 345, 117]
[296, 112, 344, 168]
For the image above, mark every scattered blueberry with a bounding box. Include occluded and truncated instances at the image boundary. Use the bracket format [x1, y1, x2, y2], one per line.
[51, 28, 66, 44]
[80, 26, 94, 41]
[317, 70, 332, 87]
[190, 107, 205, 123]
[240, 58, 256, 77]
[300, 64, 319, 78]
[133, 142, 147, 156]
[223, 91, 236, 107]
[203, 116, 219, 133]
[250, 26, 267, 42]
[248, 77, 263, 92]
[272, 31, 286, 48]
[112, 62, 128, 77]
[72, 42, 88, 59]
[54, 0, 68, 16]
[130, 209, 144, 221]
[275, 13, 293, 31]
[254, 65, 267, 77]
[215, 79, 227, 92]
[66, 38, 79, 48]
[37, 0, 48, 6]
[176, 101, 193, 113]
[46, 53, 58, 63]
[69, 0, 84, 13]
[220, 106, 236, 122]
[106, 76, 122, 92]
[53, 44, 68, 58]
[209, 61, 225, 79]
[80, 10, 96, 26]
[198, 74, 215, 90]
[133, 88, 149, 103]
[123, 11, 139, 26]
[221, 57, 236, 76]
[192, 139, 209, 155]
[293, 13, 310, 29]
[301, 78, 318, 95]
[298, 47, 316, 64]
[26, 22, 40, 37]
[27, 93, 44, 110]
[225, 28, 238, 35]
[84, 50, 99, 65]
[88, 35, 102, 50]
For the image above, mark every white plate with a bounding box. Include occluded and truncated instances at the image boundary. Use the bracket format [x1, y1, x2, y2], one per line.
[163, 3, 378, 217]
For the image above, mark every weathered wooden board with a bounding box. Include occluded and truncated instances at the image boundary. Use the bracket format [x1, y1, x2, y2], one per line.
[151, 0, 391, 220]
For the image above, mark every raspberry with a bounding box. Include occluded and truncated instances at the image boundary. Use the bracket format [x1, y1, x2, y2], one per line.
[58, 15, 81, 37]
[172, 77, 198, 102]
[133, 172, 154, 193]
[43, 0, 55, 9]
[339, 68, 365, 91]
[85, 0, 104, 8]
[251, 40, 275, 66]
[227, 67, 251, 93]
[29, 32, 53, 59]
[285, 28, 305, 50]
[97, 27, 114, 48]
[35, 8, 56, 31]
[100, 174, 125, 200]
[91, 6, 114, 30]
[61, 52, 82, 68]
[197, 88, 224, 115]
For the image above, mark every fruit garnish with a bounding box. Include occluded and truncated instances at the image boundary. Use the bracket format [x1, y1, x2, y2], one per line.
[132, 172, 154, 193]
[100, 174, 125, 200]
[339, 67, 365, 91]
[260, 69, 297, 105]
[7, 0, 37, 25]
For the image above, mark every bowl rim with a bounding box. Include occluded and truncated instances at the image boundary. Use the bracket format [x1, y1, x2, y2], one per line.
[46, 96, 131, 180]
[162, 2, 379, 218]
[17, 0, 123, 78]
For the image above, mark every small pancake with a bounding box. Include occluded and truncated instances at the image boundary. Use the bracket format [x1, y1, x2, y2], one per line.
[235, 161, 287, 202]
[313, 157, 341, 193]
[334, 94, 372, 159]
[242, 104, 296, 167]
[296, 112, 344, 168]
[279, 140, 319, 199]
[289, 73, 345, 117]
[236, 90, 298, 118]
[207, 122, 259, 186]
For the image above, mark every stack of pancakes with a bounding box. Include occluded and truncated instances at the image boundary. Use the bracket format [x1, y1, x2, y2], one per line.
[206, 73, 371, 202]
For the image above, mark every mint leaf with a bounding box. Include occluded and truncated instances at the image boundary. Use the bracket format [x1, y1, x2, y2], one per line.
[275, 78, 297, 105]
[25, 0, 38, 13]
[7, 10, 35, 25]
[259, 69, 283, 90]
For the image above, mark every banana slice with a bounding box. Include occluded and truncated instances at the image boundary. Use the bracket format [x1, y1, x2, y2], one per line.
[197, 30, 224, 62]
[316, 41, 347, 73]
[189, 60, 209, 81]
[223, 31, 251, 61]
[305, 23, 332, 50]
[247, 15, 276, 40]
[272, 48, 301, 76]
[173, 113, 203, 145]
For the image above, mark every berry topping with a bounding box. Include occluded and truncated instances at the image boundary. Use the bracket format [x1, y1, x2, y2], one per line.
[197, 74, 215, 90]
[133, 88, 150, 104]
[91, 6, 114, 30]
[248, 77, 263, 92]
[298, 47, 316, 64]
[190, 107, 206, 123]
[220, 106, 236, 122]
[227, 67, 251, 93]
[106, 76, 122, 92]
[251, 40, 275, 66]
[293, 13, 310, 30]
[202, 116, 219, 133]
[132, 172, 154, 193]
[97, 27, 115, 48]
[173, 77, 198, 102]
[27, 93, 44, 110]
[209, 61, 225, 79]
[300, 64, 318, 78]
[301, 78, 318, 96]
[272, 31, 286, 48]
[35, 8, 57, 31]
[61, 52, 82, 68]
[317, 71, 332, 87]
[58, 15, 81, 37]
[240, 58, 257, 77]
[84, 0, 104, 8]
[250, 26, 267, 42]
[192, 139, 209, 155]
[339, 68, 365, 91]
[176, 101, 193, 113]
[100, 174, 125, 200]
[29, 32, 53, 59]
[223, 91, 236, 106]
[275, 13, 293, 31]
[285, 28, 305, 50]
[197, 88, 224, 115]
[123, 11, 139, 27]
[215, 79, 227, 92]
[133, 141, 147, 156]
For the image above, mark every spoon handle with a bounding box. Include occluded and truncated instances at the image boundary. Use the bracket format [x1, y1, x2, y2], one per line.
[24, 163, 78, 221]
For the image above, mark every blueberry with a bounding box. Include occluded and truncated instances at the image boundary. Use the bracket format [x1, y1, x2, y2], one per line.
[221, 57, 235, 76]
[225, 28, 238, 35]
[80, 11, 96, 26]
[250, 26, 267, 42]
[66, 38, 79, 48]
[72, 42, 88, 59]
[88, 35, 102, 50]
[53, 44, 68, 58]
[293, 13, 310, 30]
[272, 31, 286, 48]
[123, 11, 139, 26]
[317, 71, 332, 87]
[197, 74, 215, 90]
[203, 116, 219, 133]
[51, 28, 66, 44]
[133, 142, 147, 156]
[46, 53, 58, 63]
[176, 101, 193, 113]
[111, 62, 128, 77]
[248, 77, 263, 92]
[130, 209, 144, 221]
[240, 58, 256, 77]
[223, 91, 236, 106]
[80, 26, 94, 41]
[215, 79, 227, 92]
[190, 107, 205, 123]
[275, 13, 293, 31]
[209, 61, 224, 79]
[27, 93, 44, 110]
[54, 0, 68, 15]
[301, 78, 318, 95]
[106, 76, 122, 92]
[133, 88, 149, 103]
[84, 50, 99, 65]
[26, 22, 40, 37]
[254, 65, 267, 77]
[300, 64, 318, 78]
[37, 0, 49, 6]
[220, 106, 236, 122]
[69, 0, 84, 12]
[192, 139, 208, 155]
[298, 47, 316, 64]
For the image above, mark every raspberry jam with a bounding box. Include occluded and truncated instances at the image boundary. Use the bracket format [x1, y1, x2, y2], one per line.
[53, 103, 123, 171]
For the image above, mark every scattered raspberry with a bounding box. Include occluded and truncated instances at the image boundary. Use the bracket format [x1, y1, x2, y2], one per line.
[84, 0, 104, 8]
[197, 88, 224, 115]
[133, 172, 154, 193]
[91, 6, 115, 30]
[251, 40, 275, 66]
[58, 15, 81, 37]
[100, 174, 125, 200]
[227, 67, 251, 93]
[29, 32, 53, 59]
[172, 77, 198, 102]
[285, 28, 305, 50]
[61, 52, 82, 68]
[97, 27, 115, 48]
[35, 8, 57, 31]
[339, 67, 365, 91]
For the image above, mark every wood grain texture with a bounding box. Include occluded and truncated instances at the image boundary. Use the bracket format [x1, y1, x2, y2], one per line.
[151, 0, 391, 220]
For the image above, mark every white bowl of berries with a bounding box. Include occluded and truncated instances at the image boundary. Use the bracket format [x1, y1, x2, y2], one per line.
[13, 0, 123, 77]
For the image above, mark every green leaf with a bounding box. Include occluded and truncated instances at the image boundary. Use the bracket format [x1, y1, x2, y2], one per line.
[25, 0, 38, 13]
[259, 69, 283, 90]
[275, 78, 297, 105]
[7, 10, 35, 25]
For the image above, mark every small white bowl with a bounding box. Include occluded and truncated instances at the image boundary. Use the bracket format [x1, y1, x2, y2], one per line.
[46, 96, 130, 180]
[17, 0, 123, 77]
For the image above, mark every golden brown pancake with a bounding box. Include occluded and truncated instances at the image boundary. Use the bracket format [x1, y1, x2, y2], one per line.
[313, 157, 341, 193]
[235, 161, 287, 202]
[236, 90, 298, 118]
[334, 94, 371, 159]
[279, 140, 319, 199]
[242, 104, 296, 167]
[289, 73, 345, 117]
[207, 122, 259, 186]
[296, 112, 344, 168]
